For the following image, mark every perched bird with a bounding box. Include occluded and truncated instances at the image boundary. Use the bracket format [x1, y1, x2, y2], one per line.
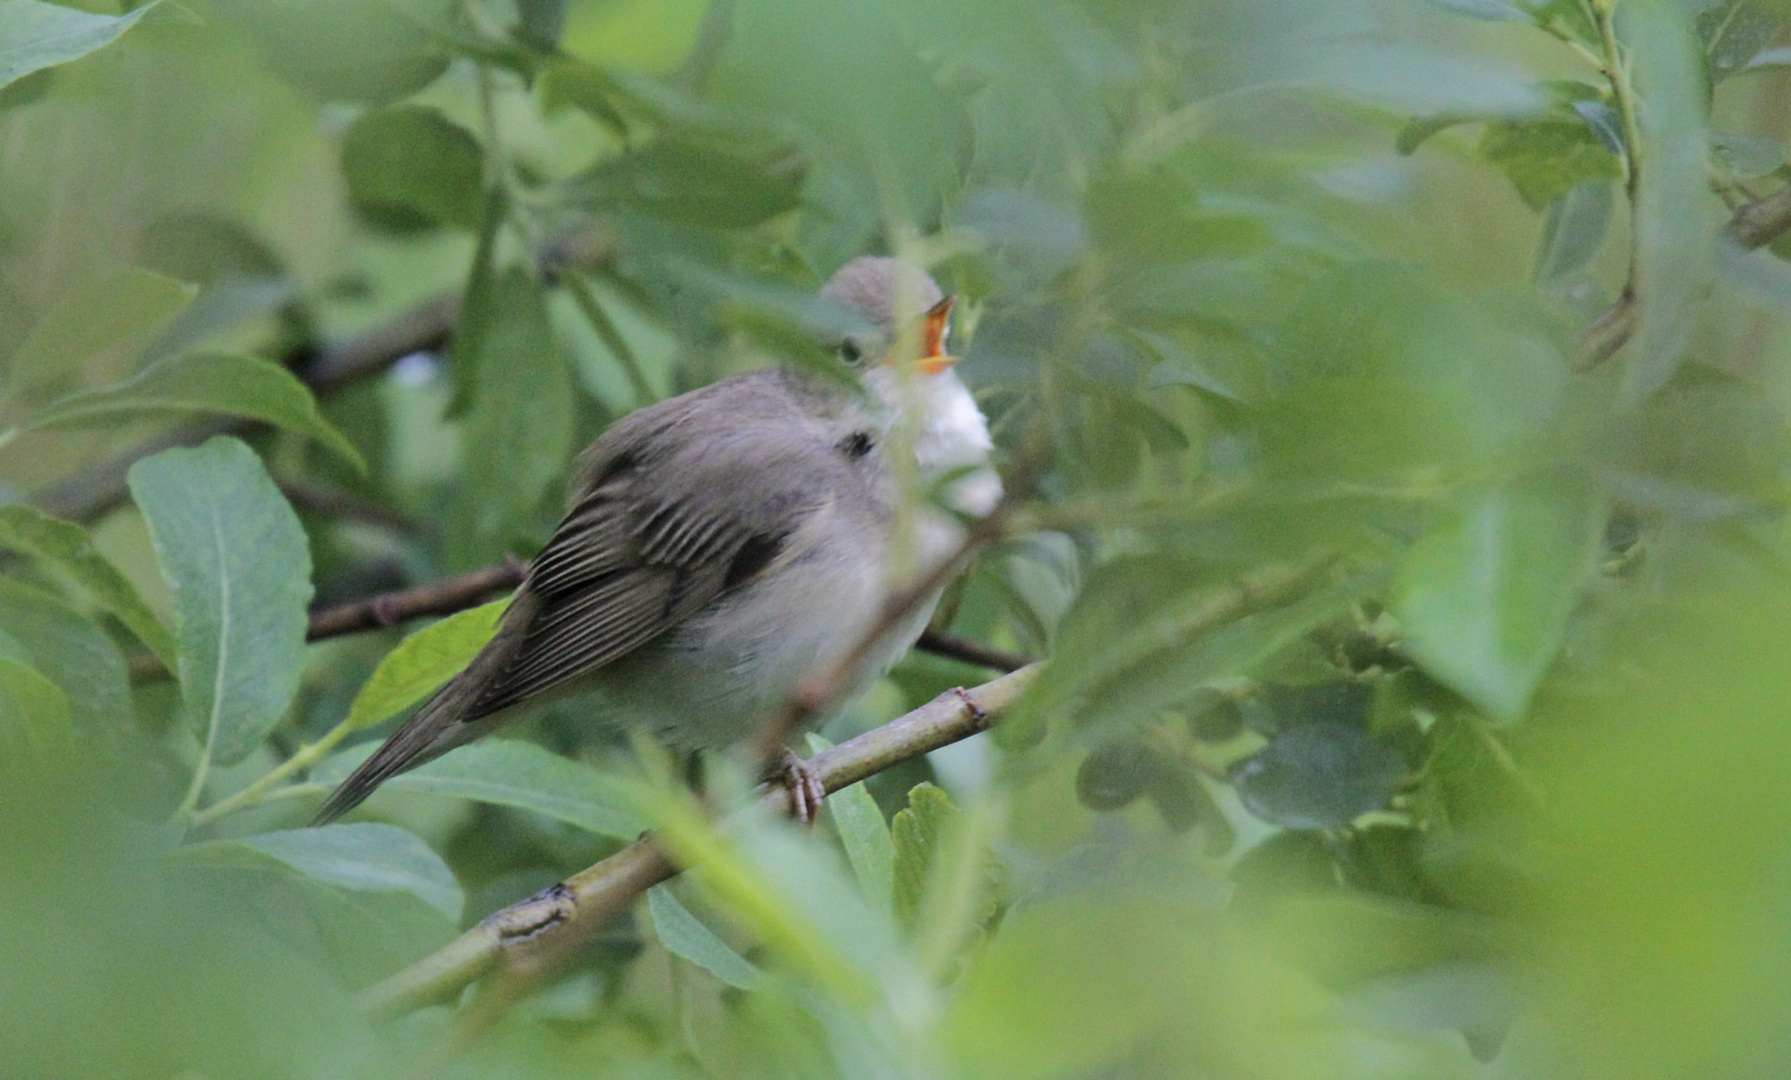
[312, 258, 1000, 825]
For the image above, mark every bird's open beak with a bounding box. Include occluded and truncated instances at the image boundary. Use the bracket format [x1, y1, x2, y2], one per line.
[882, 295, 957, 375]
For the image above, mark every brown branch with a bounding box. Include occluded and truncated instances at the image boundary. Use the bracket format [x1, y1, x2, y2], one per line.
[1575, 183, 1791, 373]
[355, 552, 1336, 1020]
[31, 291, 458, 523]
[304, 557, 524, 641]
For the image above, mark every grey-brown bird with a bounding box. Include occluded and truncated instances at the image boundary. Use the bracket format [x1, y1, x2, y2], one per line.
[312, 258, 999, 825]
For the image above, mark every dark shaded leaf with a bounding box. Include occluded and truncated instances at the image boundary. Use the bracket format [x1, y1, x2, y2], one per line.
[1231, 722, 1405, 829]
[570, 136, 805, 229]
[340, 106, 484, 232]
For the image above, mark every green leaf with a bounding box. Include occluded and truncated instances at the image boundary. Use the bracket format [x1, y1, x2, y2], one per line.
[1619, 0, 1712, 403]
[0, 653, 73, 768]
[1394, 470, 1605, 722]
[1479, 118, 1622, 211]
[343, 599, 507, 731]
[4, 267, 194, 407]
[809, 733, 895, 911]
[0, 579, 130, 737]
[891, 782, 959, 926]
[447, 266, 575, 567]
[1534, 180, 1614, 283]
[648, 884, 763, 989]
[1696, 0, 1784, 80]
[340, 105, 484, 232]
[127, 437, 313, 766]
[0, 505, 176, 667]
[316, 739, 646, 840]
[570, 135, 805, 229]
[1230, 722, 1407, 829]
[195, 0, 453, 105]
[0, 0, 162, 91]
[27, 351, 365, 471]
[169, 822, 462, 921]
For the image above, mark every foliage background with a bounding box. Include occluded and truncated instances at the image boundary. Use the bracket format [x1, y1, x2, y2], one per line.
[2, 0, 1791, 1076]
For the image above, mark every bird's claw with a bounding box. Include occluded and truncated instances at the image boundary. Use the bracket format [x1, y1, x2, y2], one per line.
[771, 749, 826, 826]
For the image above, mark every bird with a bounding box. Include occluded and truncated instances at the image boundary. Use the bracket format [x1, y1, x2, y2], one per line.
[312, 257, 1000, 826]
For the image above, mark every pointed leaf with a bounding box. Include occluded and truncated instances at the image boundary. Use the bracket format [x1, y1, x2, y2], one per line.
[169, 823, 462, 921]
[127, 437, 312, 766]
[316, 739, 646, 840]
[0, 504, 176, 666]
[343, 599, 507, 731]
[1394, 471, 1604, 721]
[649, 884, 763, 989]
[341, 106, 484, 231]
[0, 0, 163, 90]
[810, 733, 895, 911]
[28, 351, 364, 471]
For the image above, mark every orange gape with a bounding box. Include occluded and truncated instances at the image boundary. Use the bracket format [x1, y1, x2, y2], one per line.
[919, 295, 956, 375]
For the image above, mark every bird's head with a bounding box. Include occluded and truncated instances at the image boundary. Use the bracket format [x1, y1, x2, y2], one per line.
[820, 257, 957, 378]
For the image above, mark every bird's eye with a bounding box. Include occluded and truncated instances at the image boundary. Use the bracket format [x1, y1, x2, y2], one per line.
[838, 340, 863, 364]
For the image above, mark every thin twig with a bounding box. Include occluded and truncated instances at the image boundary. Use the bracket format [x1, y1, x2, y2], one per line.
[914, 630, 1030, 673]
[304, 558, 526, 641]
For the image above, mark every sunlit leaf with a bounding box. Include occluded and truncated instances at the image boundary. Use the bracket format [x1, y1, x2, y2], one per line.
[27, 351, 365, 471]
[342, 600, 506, 731]
[0, 505, 176, 667]
[127, 437, 312, 766]
[1479, 117, 1622, 210]
[0, 0, 162, 90]
[649, 884, 762, 989]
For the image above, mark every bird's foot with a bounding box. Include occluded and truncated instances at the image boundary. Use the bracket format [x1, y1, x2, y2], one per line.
[769, 749, 826, 826]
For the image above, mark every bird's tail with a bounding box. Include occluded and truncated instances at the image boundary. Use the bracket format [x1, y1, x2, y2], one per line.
[309, 675, 495, 825]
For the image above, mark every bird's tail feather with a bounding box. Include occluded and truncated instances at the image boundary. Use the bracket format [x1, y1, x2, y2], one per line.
[310, 684, 471, 826]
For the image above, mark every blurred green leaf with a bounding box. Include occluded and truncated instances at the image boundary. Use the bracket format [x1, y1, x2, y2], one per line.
[342, 599, 506, 731]
[1263, 262, 1569, 482]
[1394, 470, 1604, 722]
[0, 0, 162, 90]
[1479, 118, 1622, 211]
[1696, 0, 1783, 79]
[1621, 0, 1713, 403]
[891, 781, 958, 926]
[0, 505, 176, 667]
[1710, 130, 1784, 178]
[810, 734, 894, 911]
[0, 652, 73, 768]
[26, 351, 366, 472]
[561, 0, 709, 74]
[649, 884, 763, 989]
[194, 0, 454, 104]
[341, 106, 484, 232]
[126, 436, 312, 766]
[170, 822, 462, 921]
[317, 739, 646, 840]
[4, 267, 194, 408]
[0, 579, 130, 738]
[447, 266, 575, 567]
[1417, 0, 1532, 20]
[1534, 180, 1614, 283]
[570, 136, 804, 229]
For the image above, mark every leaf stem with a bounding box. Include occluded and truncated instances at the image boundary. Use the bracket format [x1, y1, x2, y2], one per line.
[188, 718, 356, 827]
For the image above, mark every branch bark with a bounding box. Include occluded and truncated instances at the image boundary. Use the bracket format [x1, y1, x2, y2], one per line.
[355, 553, 1335, 1019]
[1575, 183, 1791, 372]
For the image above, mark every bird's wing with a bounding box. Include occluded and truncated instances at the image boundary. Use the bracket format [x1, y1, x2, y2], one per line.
[466, 376, 864, 718]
